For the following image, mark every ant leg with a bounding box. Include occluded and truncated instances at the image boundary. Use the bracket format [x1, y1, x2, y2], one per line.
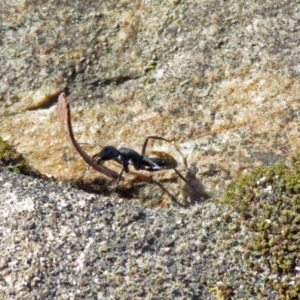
[174, 168, 197, 192]
[140, 136, 197, 192]
[110, 168, 124, 193]
[141, 136, 188, 168]
[138, 136, 172, 169]
[141, 136, 172, 156]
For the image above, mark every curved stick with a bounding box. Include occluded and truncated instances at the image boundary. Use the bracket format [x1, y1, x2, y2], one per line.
[57, 93, 119, 179]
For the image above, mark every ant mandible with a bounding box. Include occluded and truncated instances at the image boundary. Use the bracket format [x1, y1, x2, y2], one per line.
[92, 136, 195, 190]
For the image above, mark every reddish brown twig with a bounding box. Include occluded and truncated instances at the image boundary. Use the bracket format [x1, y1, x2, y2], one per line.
[57, 92, 119, 179]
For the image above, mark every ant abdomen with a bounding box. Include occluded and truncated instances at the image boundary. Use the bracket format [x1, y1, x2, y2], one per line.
[146, 151, 178, 170]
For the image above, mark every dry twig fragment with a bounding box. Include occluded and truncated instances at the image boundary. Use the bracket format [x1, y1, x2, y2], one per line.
[57, 92, 119, 179]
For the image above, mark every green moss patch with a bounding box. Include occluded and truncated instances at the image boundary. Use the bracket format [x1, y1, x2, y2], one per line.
[0, 137, 32, 174]
[223, 154, 300, 299]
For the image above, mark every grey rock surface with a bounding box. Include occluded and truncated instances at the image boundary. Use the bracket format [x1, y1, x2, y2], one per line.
[0, 169, 277, 299]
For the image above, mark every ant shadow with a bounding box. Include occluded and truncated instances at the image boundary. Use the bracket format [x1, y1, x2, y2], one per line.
[86, 161, 210, 208]
[150, 167, 210, 207]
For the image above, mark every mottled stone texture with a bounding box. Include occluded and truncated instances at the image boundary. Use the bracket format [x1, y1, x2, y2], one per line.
[0, 0, 300, 298]
[1, 0, 300, 201]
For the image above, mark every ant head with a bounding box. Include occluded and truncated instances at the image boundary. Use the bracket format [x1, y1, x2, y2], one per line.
[96, 146, 120, 161]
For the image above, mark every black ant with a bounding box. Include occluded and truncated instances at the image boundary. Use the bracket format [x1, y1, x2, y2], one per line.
[58, 92, 196, 192]
[92, 136, 196, 191]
